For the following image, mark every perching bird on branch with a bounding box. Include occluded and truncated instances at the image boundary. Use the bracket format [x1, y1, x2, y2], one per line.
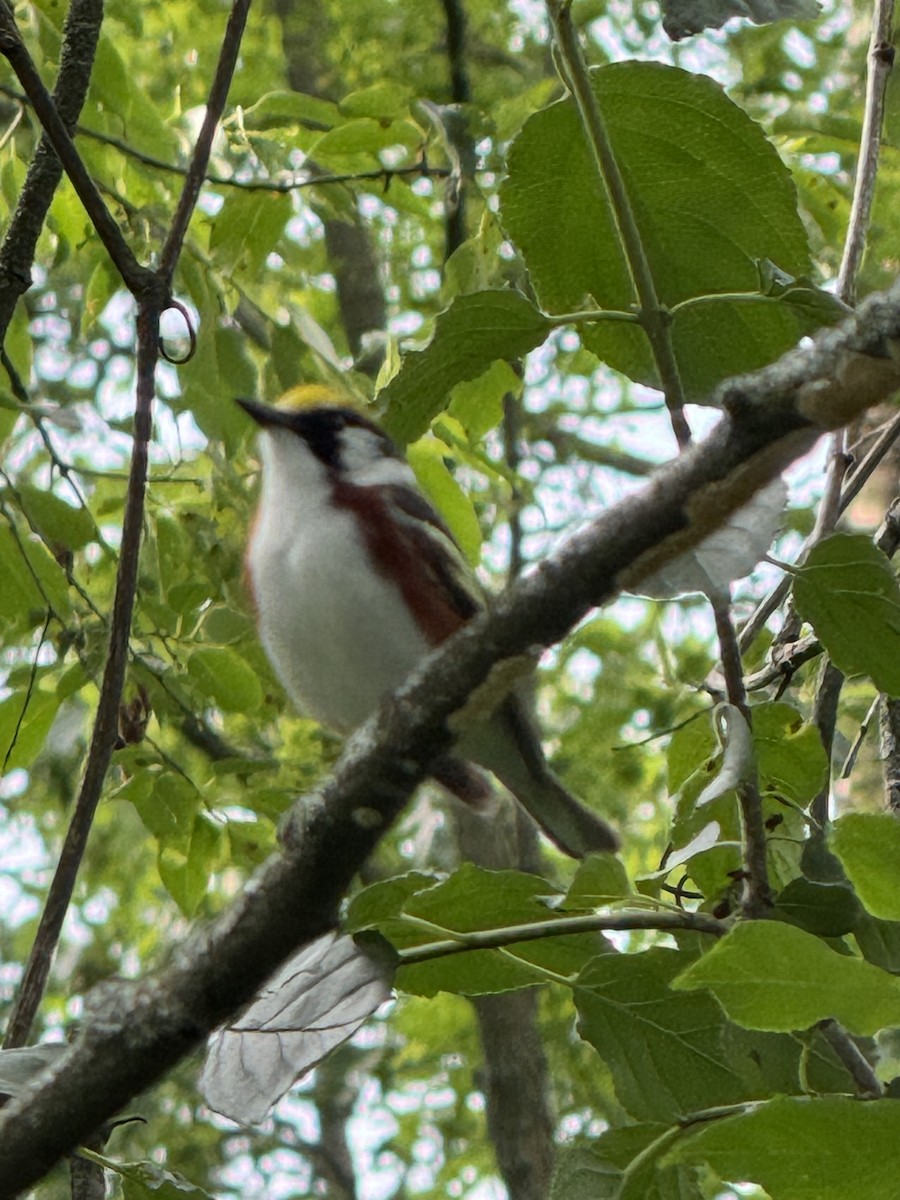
[239, 385, 618, 858]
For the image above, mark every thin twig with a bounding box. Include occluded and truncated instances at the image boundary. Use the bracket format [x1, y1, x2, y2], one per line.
[546, 0, 691, 448]
[159, 0, 252, 284]
[711, 596, 772, 917]
[818, 1019, 883, 1098]
[880, 697, 900, 812]
[502, 385, 525, 583]
[0, 4, 150, 295]
[841, 694, 879, 780]
[0, 82, 451, 193]
[809, 660, 844, 829]
[835, 0, 895, 305]
[538, 427, 657, 476]
[842, 408, 900, 510]
[0, 0, 102, 344]
[2, 610, 52, 775]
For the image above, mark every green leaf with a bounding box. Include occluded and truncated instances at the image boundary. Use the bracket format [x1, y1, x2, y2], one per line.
[243, 90, 339, 130]
[209, 189, 291, 276]
[201, 605, 254, 646]
[574, 947, 748, 1122]
[406, 437, 482, 564]
[564, 854, 632, 909]
[86, 1153, 216, 1198]
[126, 773, 200, 843]
[668, 1096, 900, 1200]
[381, 291, 552, 443]
[354, 863, 606, 997]
[345, 871, 440, 929]
[158, 813, 223, 918]
[792, 534, 900, 695]
[339, 83, 413, 120]
[801, 535, 900, 696]
[753, 702, 829, 805]
[672, 920, 900, 1034]
[0, 690, 59, 774]
[309, 117, 419, 160]
[831, 813, 900, 921]
[448, 359, 520, 439]
[501, 61, 817, 400]
[0, 526, 71, 629]
[774, 877, 860, 937]
[188, 647, 264, 713]
[551, 1129, 696, 1200]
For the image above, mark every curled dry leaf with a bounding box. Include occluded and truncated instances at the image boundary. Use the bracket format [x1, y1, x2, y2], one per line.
[200, 931, 394, 1124]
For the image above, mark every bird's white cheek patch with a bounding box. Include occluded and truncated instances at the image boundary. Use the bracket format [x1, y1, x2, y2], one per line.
[339, 427, 416, 489]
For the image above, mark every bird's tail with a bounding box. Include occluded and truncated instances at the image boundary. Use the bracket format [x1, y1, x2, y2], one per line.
[458, 696, 620, 858]
[505, 764, 621, 858]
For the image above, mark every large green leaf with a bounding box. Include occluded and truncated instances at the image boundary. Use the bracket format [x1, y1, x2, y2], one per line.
[753, 702, 829, 805]
[574, 947, 748, 1122]
[500, 61, 824, 400]
[792, 534, 900, 695]
[16, 484, 96, 551]
[669, 1096, 900, 1200]
[380, 291, 552, 444]
[673, 919, 900, 1034]
[188, 647, 264, 714]
[209, 190, 292, 277]
[832, 813, 900, 921]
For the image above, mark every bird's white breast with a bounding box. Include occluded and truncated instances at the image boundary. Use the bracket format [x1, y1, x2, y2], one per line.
[247, 428, 431, 732]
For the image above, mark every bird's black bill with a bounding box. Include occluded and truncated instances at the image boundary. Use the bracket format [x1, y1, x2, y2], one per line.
[236, 397, 297, 430]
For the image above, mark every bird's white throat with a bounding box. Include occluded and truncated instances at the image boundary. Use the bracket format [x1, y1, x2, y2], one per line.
[247, 427, 431, 732]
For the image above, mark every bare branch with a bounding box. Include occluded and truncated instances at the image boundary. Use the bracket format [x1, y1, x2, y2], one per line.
[0, 3, 151, 295]
[818, 1019, 883, 1098]
[0, 0, 103, 342]
[881, 697, 900, 813]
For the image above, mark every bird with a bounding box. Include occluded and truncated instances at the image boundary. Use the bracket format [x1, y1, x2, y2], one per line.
[237, 385, 619, 858]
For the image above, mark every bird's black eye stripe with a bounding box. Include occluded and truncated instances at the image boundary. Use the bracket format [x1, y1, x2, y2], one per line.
[287, 406, 397, 470]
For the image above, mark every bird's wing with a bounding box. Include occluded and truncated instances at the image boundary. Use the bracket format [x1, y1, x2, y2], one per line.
[337, 479, 484, 644]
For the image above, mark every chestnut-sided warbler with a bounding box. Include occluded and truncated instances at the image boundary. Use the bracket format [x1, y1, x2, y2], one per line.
[238, 386, 619, 858]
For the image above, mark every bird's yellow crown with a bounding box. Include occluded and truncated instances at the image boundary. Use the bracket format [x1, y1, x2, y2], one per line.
[276, 384, 361, 413]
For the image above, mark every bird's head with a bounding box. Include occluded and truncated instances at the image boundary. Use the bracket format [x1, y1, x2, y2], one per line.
[237, 386, 406, 485]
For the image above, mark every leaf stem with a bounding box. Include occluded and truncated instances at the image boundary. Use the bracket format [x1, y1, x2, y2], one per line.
[397, 908, 727, 966]
[546, 0, 690, 448]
